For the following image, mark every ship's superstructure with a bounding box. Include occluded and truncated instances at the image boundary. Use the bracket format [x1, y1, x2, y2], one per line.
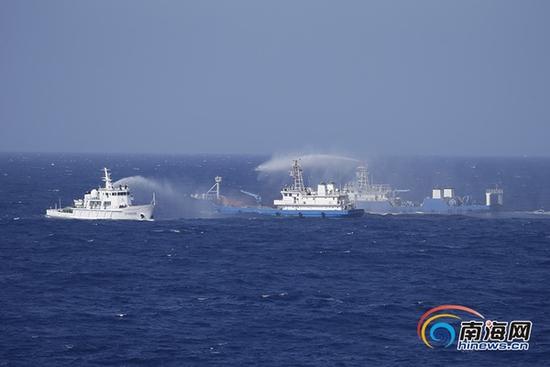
[46, 168, 155, 220]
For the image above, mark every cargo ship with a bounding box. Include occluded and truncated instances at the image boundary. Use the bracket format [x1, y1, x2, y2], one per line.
[46, 168, 155, 221]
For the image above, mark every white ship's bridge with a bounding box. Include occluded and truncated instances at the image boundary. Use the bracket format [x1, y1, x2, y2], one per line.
[74, 168, 134, 210]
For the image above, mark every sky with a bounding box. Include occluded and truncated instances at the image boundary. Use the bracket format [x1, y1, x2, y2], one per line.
[1, 0, 549, 156]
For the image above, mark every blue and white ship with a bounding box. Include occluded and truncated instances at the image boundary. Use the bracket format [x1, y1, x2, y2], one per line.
[212, 160, 363, 218]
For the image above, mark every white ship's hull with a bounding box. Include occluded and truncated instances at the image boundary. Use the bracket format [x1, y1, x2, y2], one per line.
[45, 204, 154, 221]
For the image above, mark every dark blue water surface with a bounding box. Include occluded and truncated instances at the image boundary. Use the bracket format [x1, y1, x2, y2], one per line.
[1, 153, 550, 366]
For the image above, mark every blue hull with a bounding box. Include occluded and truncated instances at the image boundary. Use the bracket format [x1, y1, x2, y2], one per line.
[355, 198, 491, 215]
[217, 206, 364, 218]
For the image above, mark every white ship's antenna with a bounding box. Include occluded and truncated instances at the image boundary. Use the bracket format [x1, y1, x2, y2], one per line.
[152, 192, 156, 205]
[290, 160, 305, 192]
[103, 167, 113, 190]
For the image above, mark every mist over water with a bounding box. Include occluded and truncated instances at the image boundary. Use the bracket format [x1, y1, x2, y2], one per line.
[113, 176, 214, 219]
[255, 154, 359, 172]
[113, 176, 177, 198]
[255, 153, 361, 194]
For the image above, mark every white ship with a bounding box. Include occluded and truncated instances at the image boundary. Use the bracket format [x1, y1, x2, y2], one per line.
[270, 160, 364, 217]
[46, 168, 155, 221]
[345, 166, 414, 213]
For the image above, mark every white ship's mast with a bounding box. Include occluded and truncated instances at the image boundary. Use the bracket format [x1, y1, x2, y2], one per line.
[290, 160, 305, 192]
[356, 166, 369, 190]
[103, 167, 113, 190]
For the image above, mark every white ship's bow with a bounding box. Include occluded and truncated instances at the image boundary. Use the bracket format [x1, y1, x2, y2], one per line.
[129, 203, 155, 221]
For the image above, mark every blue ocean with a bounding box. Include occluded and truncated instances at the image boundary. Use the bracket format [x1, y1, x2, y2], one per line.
[1, 153, 549, 366]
